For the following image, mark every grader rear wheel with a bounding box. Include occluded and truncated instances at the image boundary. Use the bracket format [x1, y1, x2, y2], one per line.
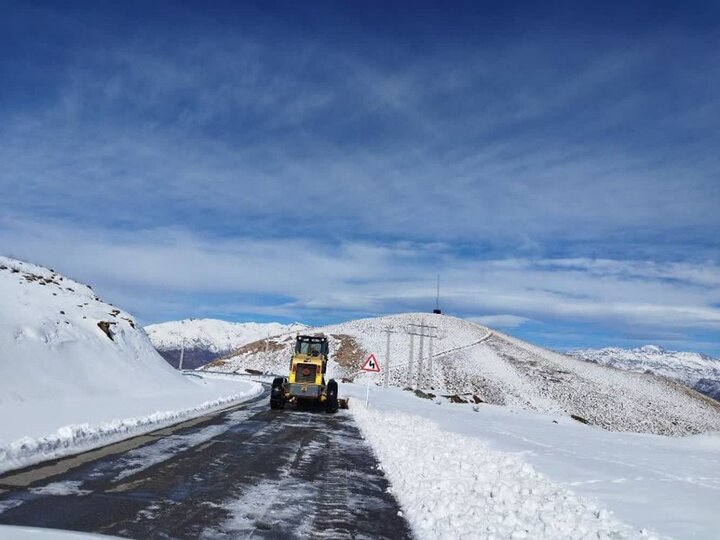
[325, 379, 339, 413]
[270, 377, 286, 410]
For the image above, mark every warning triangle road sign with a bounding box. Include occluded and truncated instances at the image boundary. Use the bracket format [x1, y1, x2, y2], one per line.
[361, 353, 381, 373]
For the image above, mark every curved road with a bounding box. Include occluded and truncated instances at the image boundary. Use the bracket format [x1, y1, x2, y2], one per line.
[0, 389, 412, 539]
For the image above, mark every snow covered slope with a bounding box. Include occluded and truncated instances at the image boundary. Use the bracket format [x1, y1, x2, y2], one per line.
[0, 256, 189, 403]
[345, 383, 720, 540]
[0, 257, 262, 472]
[568, 345, 720, 401]
[145, 319, 306, 369]
[206, 313, 720, 436]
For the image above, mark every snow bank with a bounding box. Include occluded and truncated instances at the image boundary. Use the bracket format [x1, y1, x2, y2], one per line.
[0, 256, 190, 403]
[0, 525, 118, 539]
[352, 405, 653, 540]
[0, 379, 262, 475]
[344, 383, 720, 539]
[0, 256, 264, 474]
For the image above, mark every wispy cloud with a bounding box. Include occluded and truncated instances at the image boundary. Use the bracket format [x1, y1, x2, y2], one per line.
[2, 31, 718, 250]
[2, 219, 718, 343]
[469, 315, 532, 329]
[1, 3, 719, 354]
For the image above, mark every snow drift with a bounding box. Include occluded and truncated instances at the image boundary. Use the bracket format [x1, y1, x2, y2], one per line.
[0, 257, 262, 473]
[206, 313, 720, 436]
[344, 383, 720, 540]
[352, 406, 650, 540]
[0, 257, 191, 403]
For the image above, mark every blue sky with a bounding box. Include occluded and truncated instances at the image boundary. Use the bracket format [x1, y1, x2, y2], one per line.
[1, 1, 719, 354]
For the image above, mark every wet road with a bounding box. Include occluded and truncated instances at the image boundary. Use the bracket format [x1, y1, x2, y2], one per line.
[0, 389, 412, 539]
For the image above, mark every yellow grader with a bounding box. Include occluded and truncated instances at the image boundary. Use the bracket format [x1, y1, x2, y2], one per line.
[270, 334, 346, 413]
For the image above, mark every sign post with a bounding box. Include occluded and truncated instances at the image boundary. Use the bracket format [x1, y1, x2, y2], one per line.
[360, 353, 381, 407]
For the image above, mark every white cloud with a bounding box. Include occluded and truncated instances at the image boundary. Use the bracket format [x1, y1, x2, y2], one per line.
[469, 315, 531, 328]
[1, 219, 719, 337]
[1, 36, 719, 248]
[2, 27, 719, 355]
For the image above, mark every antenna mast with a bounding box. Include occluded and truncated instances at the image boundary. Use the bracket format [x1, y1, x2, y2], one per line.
[433, 275, 442, 314]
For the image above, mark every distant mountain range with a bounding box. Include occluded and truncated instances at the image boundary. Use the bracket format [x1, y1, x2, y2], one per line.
[144, 319, 306, 369]
[568, 345, 720, 401]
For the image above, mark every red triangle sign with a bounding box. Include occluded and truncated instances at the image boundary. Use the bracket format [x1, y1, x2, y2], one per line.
[361, 353, 381, 372]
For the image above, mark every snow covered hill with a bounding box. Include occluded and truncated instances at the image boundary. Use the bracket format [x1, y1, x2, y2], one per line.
[0, 256, 261, 473]
[0, 256, 188, 403]
[145, 319, 306, 369]
[568, 345, 720, 401]
[205, 313, 720, 436]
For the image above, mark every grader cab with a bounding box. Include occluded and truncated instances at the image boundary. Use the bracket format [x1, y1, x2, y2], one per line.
[270, 335, 342, 413]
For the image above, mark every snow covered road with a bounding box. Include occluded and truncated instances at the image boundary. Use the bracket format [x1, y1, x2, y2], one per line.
[0, 388, 411, 539]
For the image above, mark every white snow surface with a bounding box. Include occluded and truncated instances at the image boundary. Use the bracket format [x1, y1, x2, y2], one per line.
[207, 313, 720, 436]
[346, 383, 720, 540]
[0, 256, 263, 473]
[29, 481, 91, 496]
[0, 526, 119, 539]
[144, 318, 306, 353]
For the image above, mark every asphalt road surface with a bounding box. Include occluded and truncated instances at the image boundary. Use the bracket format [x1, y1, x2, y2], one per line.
[0, 389, 413, 539]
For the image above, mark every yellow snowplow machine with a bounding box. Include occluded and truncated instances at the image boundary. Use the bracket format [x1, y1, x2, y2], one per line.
[270, 335, 347, 413]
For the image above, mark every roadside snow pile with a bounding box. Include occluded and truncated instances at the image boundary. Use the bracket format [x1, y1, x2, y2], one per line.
[0, 256, 263, 473]
[145, 319, 306, 369]
[568, 345, 720, 401]
[352, 406, 654, 540]
[0, 525, 114, 539]
[344, 383, 720, 539]
[206, 313, 720, 436]
[0, 383, 262, 475]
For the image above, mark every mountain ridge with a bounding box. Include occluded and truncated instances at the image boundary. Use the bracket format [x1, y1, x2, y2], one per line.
[568, 345, 720, 401]
[202, 313, 720, 436]
[145, 318, 307, 369]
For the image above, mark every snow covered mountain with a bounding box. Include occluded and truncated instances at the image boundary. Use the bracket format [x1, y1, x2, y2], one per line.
[568, 345, 720, 401]
[0, 256, 262, 472]
[145, 319, 306, 369]
[204, 313, 720, 436]
[0, 256, 191, 405]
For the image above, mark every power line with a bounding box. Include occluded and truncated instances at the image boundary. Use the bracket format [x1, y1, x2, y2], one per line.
[406, 321, 439, 389]
[382, 326, 403, 388]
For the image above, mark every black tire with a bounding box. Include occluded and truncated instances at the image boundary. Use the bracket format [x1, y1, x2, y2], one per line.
[325, 379, 339, 413]
[270, 377, 286, 410]
[270, 399, 285, 410]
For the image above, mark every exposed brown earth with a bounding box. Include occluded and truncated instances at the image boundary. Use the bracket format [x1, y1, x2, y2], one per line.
[227, 338, 287, 356]
[203, 333, 366, 378]
[329, 334, 366, 369]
